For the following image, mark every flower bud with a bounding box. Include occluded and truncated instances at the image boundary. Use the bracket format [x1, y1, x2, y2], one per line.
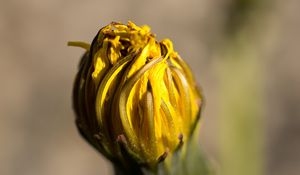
[70, 21, 203, 168]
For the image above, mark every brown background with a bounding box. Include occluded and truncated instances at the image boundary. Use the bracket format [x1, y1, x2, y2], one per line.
[0, 0, 299, 175]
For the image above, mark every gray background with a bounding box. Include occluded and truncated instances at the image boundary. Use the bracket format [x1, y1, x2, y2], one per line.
[0, 0, 299, 175]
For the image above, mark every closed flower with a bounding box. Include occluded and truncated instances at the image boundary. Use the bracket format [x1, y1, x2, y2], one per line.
[70, 21, 203, 169]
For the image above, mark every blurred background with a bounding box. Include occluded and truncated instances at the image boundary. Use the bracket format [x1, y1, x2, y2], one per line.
[0, 0, 299, 175]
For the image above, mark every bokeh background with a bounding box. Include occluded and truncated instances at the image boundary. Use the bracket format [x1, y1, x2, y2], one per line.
[1, 0, 299, 175]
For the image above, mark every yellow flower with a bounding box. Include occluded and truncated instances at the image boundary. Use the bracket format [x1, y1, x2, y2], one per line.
[70, 21, 203, 168]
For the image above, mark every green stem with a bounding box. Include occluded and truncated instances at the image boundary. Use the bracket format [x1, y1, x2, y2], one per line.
[113, 164, 144, 175]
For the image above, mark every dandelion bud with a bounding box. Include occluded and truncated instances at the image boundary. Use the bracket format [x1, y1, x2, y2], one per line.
[70, 21, 203, 169]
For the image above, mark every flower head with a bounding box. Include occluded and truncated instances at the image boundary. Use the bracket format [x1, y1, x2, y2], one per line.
[70, 21, 203, 168]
